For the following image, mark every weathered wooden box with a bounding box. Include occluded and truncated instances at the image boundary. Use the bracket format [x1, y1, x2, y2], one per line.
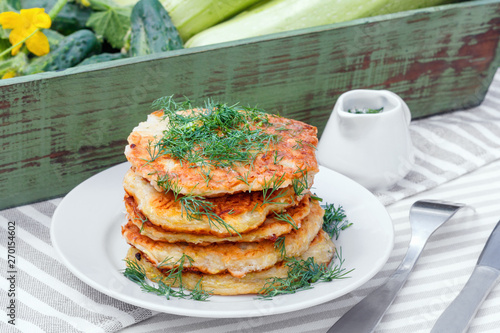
[1, 0, 499, 209]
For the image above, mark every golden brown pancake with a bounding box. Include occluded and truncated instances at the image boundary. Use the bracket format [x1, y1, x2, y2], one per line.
[125, 229, 335, 295]
[127, 194, 312, 244]
[123, 168, 304, 236]
[124, 109, 318, 197]
[122, 201, 324, 278]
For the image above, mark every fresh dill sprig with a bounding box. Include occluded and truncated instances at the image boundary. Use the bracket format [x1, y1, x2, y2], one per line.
[152, 96, 280, 168]
[259, 249, 352, 298]
[155, 171, 240, 236]
[143, 140, 165, 165]
[250, 202, 259, 214]
[156, 172, 182, 199]
[198, 166, 214, 187]
[191, 278, 211, 301]
[134, 215, 149, 233]
[122, 257, 210, 301]
[261, 173, 287, 206]
[123, 258, 188, 299]
[272, 150, 284, 164]
[274, 236, 287, 258]
[273, 212, 298, 230]
[292, 139, 303, 150]
[310, 195, 323, 202]
[236, 169, 252, 189]
[123, 258, 148, 285]
[158, 254, 194, 271]
[347, 107, 384, 114]
[178, 195, 240, 236]
[322, 203, 352, 240]
[291, 167, 309, 196]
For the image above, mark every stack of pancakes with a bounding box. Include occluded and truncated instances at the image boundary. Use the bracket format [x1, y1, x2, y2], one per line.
[121, 105, 336, 295]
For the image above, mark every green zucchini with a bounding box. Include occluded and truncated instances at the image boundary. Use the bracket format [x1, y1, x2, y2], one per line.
[77, 52, 127, 66]
[20, 0, 92, 35]
[159, 0, 262, 42]
[129, 0, 183, 57]
[24, 29, 101, 75]
[185, 0, 457, 48]
[110, 0, 262, 42]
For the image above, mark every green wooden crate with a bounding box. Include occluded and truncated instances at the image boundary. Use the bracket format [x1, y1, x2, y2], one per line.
[1, 0, 500, 210]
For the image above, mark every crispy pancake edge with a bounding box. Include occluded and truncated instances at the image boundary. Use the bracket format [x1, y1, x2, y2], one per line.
[126, 194, 312, 244]
[122, 200, 325, 278]
[125, 229, 335, 295]
[125, 111, 319, 197]
[124, 168, 304, 236]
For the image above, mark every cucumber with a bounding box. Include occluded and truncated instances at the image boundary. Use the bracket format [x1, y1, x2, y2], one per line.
[20, 0, 92, 35]
[129, 0, 183, 57]
[24, 29, 101, 75]
[77, 53, 127, 66]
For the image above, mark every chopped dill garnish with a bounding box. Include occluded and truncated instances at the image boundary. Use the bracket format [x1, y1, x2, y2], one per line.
[292, 139, 303, 150]
[322, 203, 352, 240]
[191, 278, 211, 301]
[310, 195, 323, 202]
[235, 169, 252, 189]
[123, 259, 148, 285]
[347, 107, 384, 114]
[156, 172, 182, 199]
[198, 166, 213, 187]
[134, 215, 148, 233]
[123, 256, 210, 301]
[291, 167, 309, 197]
[157, 254, 194, 271]
[274, 212, 298, 230]
[145, 96, 288, 236]
[272, 150, 284, 164]
[274, 236, 287, 258]
[250, 202, 259, 214]
[259, 249, 352, 298]
[155, 171, 240, 236]
[261, 173, 287, 206]
[151, 96, 280, 168]
[178, 195, 240, 236]
[143, 140, 164, 165]
[259, 202, 353, 298]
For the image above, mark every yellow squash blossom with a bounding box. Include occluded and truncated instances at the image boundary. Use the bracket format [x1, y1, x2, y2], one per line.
[2, 71, 17, 79]
[0, 8, 52, 56]
[76, 0, 91, 6]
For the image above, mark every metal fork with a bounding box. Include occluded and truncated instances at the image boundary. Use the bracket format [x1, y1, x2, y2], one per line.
[328, 200, 467, 333]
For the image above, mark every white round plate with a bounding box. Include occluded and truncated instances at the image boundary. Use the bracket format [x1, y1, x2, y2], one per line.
[51, 163, 394, 318]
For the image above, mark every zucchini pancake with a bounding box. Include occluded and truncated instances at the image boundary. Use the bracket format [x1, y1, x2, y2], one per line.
[121, 97, 337, 296]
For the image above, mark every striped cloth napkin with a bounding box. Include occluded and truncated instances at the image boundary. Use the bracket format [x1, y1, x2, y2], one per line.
[1, 70, 500, 333]
[375, 70, 500, 205]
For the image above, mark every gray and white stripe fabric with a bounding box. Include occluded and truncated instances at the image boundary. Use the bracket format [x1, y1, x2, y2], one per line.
[2, 70, 500, 332]
[0, 199, 153, 333]
[375, 69, 500, 205]
[118, 160, 500, 333]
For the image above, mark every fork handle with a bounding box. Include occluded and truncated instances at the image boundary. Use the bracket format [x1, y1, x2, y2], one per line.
[328, 239, 425, 333]
[430, 265, 500, 333]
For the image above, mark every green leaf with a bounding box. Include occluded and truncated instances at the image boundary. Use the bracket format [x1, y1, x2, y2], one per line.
[5, 0, 21, 11]
[88, 0, 119, 11]
[86, 5, 131, 49]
